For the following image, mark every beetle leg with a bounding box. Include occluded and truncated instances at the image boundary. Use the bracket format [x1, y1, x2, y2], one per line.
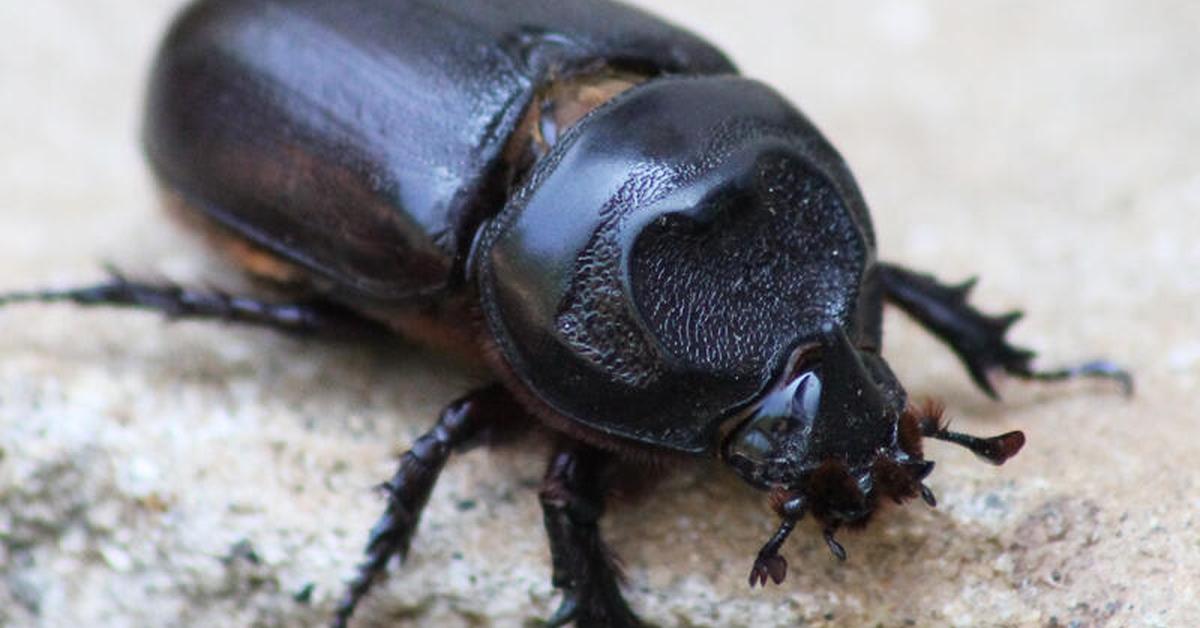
[539, 443, 642, 628]
[0, 266, 365, 335]
[332, 385, 521, 628]
[749, 517, 796, 587]
[878, 263, 1133, 398]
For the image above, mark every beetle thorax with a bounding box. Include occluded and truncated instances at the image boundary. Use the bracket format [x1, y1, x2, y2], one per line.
[476, 77, 879, 453]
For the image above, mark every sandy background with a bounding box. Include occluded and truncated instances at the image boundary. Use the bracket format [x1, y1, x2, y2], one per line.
[2, 1, 1197, 626]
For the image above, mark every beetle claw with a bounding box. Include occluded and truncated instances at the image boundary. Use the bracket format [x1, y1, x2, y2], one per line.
[951, 276, 979, 301]
[544, 593, 579, 627]
[919, 483, 937, 507]
[964, 337, 1037, 401]
[823, 528, 847, 562]
[1023, 359, 1135, 397]
[748, 553, 788, 587]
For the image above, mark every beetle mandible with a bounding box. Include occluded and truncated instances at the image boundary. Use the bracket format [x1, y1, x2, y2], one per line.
[0, 0, 1132, 626]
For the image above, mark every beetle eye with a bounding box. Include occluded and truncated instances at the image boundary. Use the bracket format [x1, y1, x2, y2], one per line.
[737, 428, 773, 459]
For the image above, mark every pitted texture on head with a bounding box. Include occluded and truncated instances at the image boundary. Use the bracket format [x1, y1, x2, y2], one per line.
[629, 151, 864, 378]
[554, 116, 867, 389]
[555, 162, 675, 388]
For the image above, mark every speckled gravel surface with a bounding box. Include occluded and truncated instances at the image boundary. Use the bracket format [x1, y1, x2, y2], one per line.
[2, 2, 1197, 627]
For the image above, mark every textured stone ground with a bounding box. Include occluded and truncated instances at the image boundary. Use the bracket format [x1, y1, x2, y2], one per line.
[2, 2, 1197, 626]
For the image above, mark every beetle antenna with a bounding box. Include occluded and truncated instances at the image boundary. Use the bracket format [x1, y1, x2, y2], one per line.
[920, 418, 1025, 465]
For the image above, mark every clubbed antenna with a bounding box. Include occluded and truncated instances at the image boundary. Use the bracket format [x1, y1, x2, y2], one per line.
[923, 421, 1024, 468]
[925, 426, 1025, 465]
[904, 401, 1025, 466]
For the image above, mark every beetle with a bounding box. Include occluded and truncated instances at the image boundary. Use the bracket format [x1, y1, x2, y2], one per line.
[0, 0, 1132, 626]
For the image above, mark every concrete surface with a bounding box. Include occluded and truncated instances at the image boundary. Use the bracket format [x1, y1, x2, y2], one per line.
[2, 1, 1197, 626]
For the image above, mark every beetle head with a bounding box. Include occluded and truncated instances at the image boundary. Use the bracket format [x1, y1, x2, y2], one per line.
[723, 323, 921, 524]
[722, 322, 1024, 583]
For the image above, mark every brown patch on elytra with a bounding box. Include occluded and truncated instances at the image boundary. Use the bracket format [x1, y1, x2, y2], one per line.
[158, 188, 311, 287]
[359, 295, 489, 367]
[159, 185, 492, 365]
[503, 66, 646, 187]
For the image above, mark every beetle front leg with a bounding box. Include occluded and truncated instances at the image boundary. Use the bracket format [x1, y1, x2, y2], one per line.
[878, 263, 1132, 398]
[332, 384, 523, 628]
[539, 443, 642, 628]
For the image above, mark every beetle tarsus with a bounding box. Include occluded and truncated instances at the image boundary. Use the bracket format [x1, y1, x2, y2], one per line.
[539, 443, 642, 628]
[1020, 359, 1134, 396]
[545, 592, 581, 627]
[823, 528, 847, 562]
[0, 266, 362, 335]
[748, 515, 798, 587]
[919, 483, 938, 507]
[748, 553, 788, 588]
[878, 263, 1132, 397]
[332, 385, 515, 628]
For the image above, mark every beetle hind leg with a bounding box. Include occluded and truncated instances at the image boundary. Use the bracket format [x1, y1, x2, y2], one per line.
[539, 443, 642, 628]
[878, 263, 1132, 398]
[0, 265, 369, 336]
[332, 385, 522, 628]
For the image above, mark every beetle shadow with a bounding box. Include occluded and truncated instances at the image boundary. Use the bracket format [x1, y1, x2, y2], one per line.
[18, 299, 489, 439]
[5, 293, 1053, 624]
[594, 454, 1027, 622]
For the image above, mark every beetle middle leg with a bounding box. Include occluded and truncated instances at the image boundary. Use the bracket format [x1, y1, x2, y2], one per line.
[332, 384, 524, 628]
[540, 442, 642, 628]
[878, 263, 1132, 397]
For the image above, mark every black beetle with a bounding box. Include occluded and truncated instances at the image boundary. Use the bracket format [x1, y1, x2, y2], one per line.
[0, 1, 1132, 626]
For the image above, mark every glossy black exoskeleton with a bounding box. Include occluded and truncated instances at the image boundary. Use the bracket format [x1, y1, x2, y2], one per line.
[0, 1, 1132, 626]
